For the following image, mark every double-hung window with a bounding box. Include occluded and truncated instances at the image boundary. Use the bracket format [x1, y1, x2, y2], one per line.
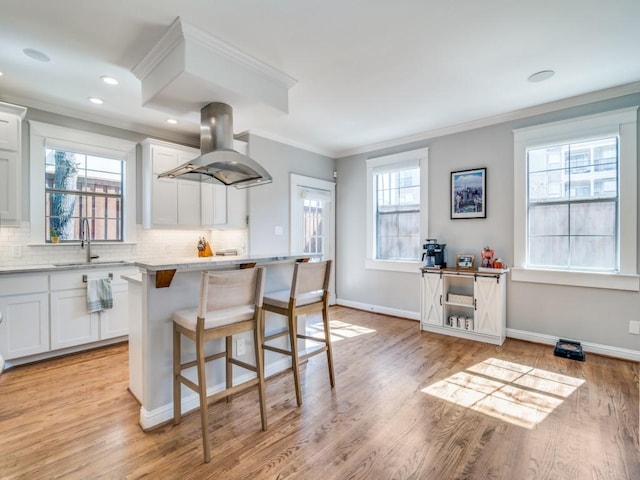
[46, 148, 124, 242]
[513, 107, 638, 290]
[366, 147, 428, 272]
[29, 122, 136, 244]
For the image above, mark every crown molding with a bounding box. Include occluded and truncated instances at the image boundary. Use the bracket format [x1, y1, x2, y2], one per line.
[336, 81, 640, 158]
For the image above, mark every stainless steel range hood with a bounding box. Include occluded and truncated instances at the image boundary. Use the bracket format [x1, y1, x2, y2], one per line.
[157, 102, 272, 188]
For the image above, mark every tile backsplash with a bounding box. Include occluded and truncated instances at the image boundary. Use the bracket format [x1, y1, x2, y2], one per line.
[0, 223, 247, 267]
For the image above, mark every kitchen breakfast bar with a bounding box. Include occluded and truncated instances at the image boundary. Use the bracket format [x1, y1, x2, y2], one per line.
[125, 255, 306, 430]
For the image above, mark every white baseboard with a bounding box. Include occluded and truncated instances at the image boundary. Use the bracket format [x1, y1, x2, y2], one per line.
[139, 357, 292, 430]
[336, 298, 420, 321]
[506, 328, 640, 362]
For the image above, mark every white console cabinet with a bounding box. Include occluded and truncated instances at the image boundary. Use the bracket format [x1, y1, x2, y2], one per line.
[420, 268, 507, 345]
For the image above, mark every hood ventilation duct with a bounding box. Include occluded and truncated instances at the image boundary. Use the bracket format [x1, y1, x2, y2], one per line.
[157, 102, 272, 188]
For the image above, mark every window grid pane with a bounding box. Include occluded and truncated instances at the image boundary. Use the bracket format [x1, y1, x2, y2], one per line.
[45, 149, 124, 242]
[526, 137, 618, 271]
[375, 167, 420, 260]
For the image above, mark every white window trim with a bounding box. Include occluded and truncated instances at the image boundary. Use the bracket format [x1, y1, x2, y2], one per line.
[513, 107, 638, 291]
[28, 121, 137, 244]
[366, 147, 428, 273]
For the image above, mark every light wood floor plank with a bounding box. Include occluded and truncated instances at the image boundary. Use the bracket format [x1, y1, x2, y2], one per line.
[0, 306, 637, 479]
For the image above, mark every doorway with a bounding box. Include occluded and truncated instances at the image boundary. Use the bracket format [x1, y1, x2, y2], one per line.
[289, 174, 336, 304]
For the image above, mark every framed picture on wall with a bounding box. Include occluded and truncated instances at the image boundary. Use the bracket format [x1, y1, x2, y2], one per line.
[451, 167, 486, 219]
[456, 254, 476, 269]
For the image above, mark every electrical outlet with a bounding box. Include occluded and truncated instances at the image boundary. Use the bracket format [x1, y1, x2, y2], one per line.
[12, 246, 22, 258]
[236, 338, 246, 356]
[629, 320, 640, 335]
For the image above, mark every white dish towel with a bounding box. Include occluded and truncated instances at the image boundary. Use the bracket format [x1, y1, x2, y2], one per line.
[86, 278, 113, 313]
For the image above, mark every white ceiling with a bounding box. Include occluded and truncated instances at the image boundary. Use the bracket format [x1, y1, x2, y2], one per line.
[2, 0, 639, 157]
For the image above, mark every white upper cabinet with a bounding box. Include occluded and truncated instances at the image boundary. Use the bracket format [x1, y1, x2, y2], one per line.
[0, 102, 27, 225]
[141, 139, 204, 228]
[141, 138, 247, 229]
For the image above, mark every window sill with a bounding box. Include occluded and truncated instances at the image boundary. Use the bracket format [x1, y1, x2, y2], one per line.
[511, 267, 640, 291]
[365, 258, 422, 273]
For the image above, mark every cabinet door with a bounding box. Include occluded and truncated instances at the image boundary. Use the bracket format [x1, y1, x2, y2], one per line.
[474, 276, 504, 337]
[151, 146, 179, 225]
[226, 186, 247, 228]
[50, 289, 100, 350]
[99, 283, 129, 339]
[0, 293, 49, 359]
[421, 274, 443, 327]
[0, 111, 20, 151]
[0, 150, 19, 223]
[177, 181, 201, 226]
[201, 182, 228, 226]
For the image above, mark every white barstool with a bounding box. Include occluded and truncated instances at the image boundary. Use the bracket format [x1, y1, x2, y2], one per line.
[262, 260, 334, 406]
[172, 266, 267, 463]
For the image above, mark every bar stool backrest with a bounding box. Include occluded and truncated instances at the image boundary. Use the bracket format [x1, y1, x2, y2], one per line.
[291, 260, 331, 299]
[198, 267, 265, 317]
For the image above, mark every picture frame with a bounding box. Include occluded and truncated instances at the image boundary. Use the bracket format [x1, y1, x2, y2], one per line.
[451, 167, 486, 219]
[456, 254, 475, 270]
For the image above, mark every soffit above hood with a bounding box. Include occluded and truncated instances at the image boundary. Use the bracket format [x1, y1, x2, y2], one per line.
[132, 17, 297, 118]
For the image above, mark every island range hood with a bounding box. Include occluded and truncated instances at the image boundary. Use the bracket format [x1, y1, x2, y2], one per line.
[158, 102, 272, 188]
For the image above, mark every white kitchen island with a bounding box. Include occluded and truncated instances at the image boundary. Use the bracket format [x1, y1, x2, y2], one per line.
[126, 255, 308, 430]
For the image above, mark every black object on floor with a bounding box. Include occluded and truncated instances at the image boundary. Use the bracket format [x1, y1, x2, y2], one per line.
[554, 339, 586, 361]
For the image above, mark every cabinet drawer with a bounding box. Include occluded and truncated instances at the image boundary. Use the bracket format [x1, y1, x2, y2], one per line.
[50, 267, 137, 291]
[0, 274, 48, 296]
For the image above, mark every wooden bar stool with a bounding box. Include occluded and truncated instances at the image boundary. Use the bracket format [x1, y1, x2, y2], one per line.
[172, 266, 267, 463]
[262, 260, 334, 406]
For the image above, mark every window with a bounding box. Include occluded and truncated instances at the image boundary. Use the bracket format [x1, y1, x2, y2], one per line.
[29, 122, 136, 245]
[366, 147, 428, 272]
[46, 149, 124, 242]
[513, 107, 638, 291]
[303, 197, 324, 255]
[528, 137, 617, 271]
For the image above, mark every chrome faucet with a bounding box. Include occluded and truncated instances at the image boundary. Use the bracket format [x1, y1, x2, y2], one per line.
[81, 218, 99, 263]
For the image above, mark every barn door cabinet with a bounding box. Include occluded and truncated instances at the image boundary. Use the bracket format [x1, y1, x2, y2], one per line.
[0, 102, 27, 225]
[420, 268, 507, 345]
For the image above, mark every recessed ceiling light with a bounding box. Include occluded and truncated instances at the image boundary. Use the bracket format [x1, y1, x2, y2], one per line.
[166, 119, 178, 125]
[528, 70, 555, 83]
[89, 97, 104, 105]
[100, 75, 119, 85]
[0, 72, 3, 77]
[23, 48, 51, 62]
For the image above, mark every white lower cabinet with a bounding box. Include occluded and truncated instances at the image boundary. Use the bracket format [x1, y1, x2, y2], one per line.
[420, 269, 507, 345]
[0, 291, 49, 360]
[50, 288, 100, 350]
[50, 268, 136, 350]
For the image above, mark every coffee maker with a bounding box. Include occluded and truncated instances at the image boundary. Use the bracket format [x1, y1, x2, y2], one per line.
[422, 239, 447, 268]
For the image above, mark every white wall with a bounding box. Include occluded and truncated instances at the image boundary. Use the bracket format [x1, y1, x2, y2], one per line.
[246, 134, 335, 256]
[336, 93, 640, 354]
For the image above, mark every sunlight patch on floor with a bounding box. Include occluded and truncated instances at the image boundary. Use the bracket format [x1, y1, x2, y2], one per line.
[307, 320, 377, 342]
[421, 357, 585, 428]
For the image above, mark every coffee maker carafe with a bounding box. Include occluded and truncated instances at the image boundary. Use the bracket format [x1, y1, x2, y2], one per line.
[422, 239, 447, 268]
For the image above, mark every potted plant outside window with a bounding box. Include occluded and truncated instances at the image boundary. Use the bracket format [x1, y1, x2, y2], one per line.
[50, 227, 60, 244]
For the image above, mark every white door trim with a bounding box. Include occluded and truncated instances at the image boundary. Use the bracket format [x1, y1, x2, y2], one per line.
[289, 173, 336, 304]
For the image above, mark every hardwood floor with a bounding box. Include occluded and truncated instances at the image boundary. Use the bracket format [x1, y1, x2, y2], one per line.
[0, 306, 638, 479]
